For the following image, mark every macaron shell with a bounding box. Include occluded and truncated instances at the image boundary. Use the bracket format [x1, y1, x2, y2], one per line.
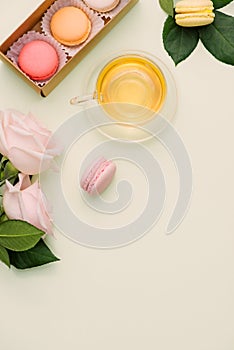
[175, 0, 214, 10]
[87, 161, 116, 195]
[80, 157, 106, 191]
[18, 40, 59, 81]
[176, 6, 214, 13]
[50, 6, 91, 46]
[175, 12, 215, 26]
[83, 0, 120, 12]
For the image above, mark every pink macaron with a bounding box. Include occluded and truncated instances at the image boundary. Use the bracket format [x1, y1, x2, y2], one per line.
[18, 40, 59, 81]
[80, 157, 116, 195]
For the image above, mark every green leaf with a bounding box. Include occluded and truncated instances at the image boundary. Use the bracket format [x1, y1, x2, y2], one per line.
[159, 0, 174, 16]
[0, 157, 8, 179]
[3, 161, 19, 183]
[3, 161, 18, 179]
[0, 205, 4, 217]
[199, 11, 234, 66]
[213, 0, 233, 9]
[0, 156, 8, 169]
[0, 213, 8, 223]
[163, 16, 199, 65]
[0, 245, 10, 267]
[0, 220, 44, 251]
[8, 239, 59, 269]
[0, 159, 19, 187]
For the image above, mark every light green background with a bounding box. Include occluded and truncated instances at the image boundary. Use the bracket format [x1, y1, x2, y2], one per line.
[0, 1, 234, 349]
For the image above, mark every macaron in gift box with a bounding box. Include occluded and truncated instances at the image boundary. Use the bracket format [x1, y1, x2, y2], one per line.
[0, 0, 138, 96]
[50, 6, 92, 46]
[83, 0, 120, 13]
[41, 0, 104, 56]
[82, 0, 131, 19]
[6, 31, 67, 85]
[18, 40, 59, 81]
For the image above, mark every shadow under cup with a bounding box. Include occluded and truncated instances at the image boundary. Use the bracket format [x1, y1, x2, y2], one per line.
[72, 51, 177, 141]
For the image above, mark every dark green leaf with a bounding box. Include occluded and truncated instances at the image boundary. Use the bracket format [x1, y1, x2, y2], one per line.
[0, 205, 4, 217]
[0, 213, 8, 223]
[159, 0, 174, 16]
[0, 220, 44, 251]
[213, 0, 233, 9]
[163, 16, 199, 65]
[0, 245, 10, 267]
[0, 158, 18, 185]
[0, 157, 8, 180]
[0, 156, 8, 169]
[8, 239, 59, 269]
[199, 11, 234, 66]
[3, 161, 18, 181]
[0, 175, 19, 187]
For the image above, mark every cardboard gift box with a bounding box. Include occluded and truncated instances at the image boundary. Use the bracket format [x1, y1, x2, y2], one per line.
[0, 0, 138, 97]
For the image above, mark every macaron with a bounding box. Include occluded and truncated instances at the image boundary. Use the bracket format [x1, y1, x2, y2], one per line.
[18, 40, 59, 81]
[50, 6, 91, 46]
[175, 0, 215, 27]
[83, 0, 120, 12]
[80, 157, 116, 195]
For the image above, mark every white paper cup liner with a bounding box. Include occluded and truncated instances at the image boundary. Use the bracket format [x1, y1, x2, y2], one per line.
[41, 0, 104, 56]
[6, 31, 68, 87]
[82, 0, 131, 19]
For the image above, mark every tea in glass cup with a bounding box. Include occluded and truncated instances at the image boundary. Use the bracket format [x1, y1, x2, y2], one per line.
[70, 51, 177, 141]
[95, 54, 167, 124]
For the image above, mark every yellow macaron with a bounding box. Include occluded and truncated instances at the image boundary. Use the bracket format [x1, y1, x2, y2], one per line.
[175, 0, 215, 27]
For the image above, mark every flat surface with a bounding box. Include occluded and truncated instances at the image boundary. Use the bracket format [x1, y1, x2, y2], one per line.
[1, 1, 234, 349]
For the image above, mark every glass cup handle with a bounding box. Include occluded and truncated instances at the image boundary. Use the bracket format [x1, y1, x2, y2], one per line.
[70, 92, 102, 105]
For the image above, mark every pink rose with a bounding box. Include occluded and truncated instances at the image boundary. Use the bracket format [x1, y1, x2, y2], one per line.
[0, 109, 60, 175]
[3, 173, 52, 234]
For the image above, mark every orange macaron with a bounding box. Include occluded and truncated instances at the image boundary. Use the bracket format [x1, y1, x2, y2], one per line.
[50, 6, 91, 46]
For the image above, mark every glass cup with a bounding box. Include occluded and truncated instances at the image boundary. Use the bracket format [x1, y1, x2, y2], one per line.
[70, 50, 177, 141]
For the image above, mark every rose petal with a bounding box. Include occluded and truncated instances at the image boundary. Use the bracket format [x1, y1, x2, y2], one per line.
[3, 177, 52, 234]
[37, 198, 52, 234]
[18, 173, 32, 190]
[9, 147, 54, 175]
[0, 109, 61, 176]
[3, 187, 25, 220]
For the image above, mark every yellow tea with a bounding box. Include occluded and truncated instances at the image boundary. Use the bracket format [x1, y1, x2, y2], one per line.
[96, 55, 167, 124]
